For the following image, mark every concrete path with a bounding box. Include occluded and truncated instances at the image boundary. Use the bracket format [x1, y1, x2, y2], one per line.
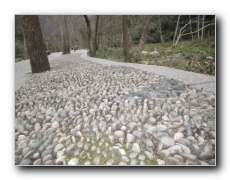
[15, 50, 215, 94]
[78, 50, 215, 94]
[15, 52, 63, 91]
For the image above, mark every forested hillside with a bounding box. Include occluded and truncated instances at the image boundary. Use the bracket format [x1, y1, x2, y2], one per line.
[15, 15, 215, 75]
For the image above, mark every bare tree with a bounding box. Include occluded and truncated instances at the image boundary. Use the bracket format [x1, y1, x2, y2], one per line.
[189, 15, 194, 41]
[20, 15, 50, 73]
[84, 15, 95, 57]
[201, 15, 205, 41]
[173, 15, 181, 48]
[59, 15, 70, 54]
[158, 16, 165, 43]
[173, 18, 214, 48]
[135, 16, 151, 62]
[197, 15, 200, 40]
[122, 15, 131, 62]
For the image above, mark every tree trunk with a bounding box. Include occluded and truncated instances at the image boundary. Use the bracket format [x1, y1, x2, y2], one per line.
[197, 15, 200, 40]
[20, 15, 50, 73]
[201, 15, 205, 41]
[22, 33, 29, 60]
[94, 15, 100, 54]
[59, 16, 70, 54]
[158, 16, 165, 43]
[84, 15, 95, 57]
[189, 15, 194, 41]
[173, 15, 181, 48]
[122, 15, 130, 62]
[136, 16, 151, 62]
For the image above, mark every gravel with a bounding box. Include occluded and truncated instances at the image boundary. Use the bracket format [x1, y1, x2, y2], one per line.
[15, 52, 216, 166]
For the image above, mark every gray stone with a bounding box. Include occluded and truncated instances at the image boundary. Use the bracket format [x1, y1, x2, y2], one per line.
[76, 131, 83, 137]
[167, 145, 182, 155]
[160, 136, 175, 148]
[186, 126, 193, 136]
[208, 159, 216, 165]
[44, 160, 54, 165]
[93, 157, 101, 165]
[130, 152, 138, 159]
[23, 150, 36, 159]
[19, 159, 31, 165]
[132, 143, 141, 152]
[46, 144, 55, 150]
[57, 150, 65, 158]
[133, 130, 143, 138]
[56, 156, 66, 165]
[176, 138, 191, 146]
[121, 156, 129, 163]
[68, 158, 79, 165]
[145, 151, 154, 160]
[39, 138, 52, 151]
[114, 130, 124, 138]
[146, 125, 156, 133]
[173, 132, 184, 140]
[84, 161, 90, 165]
[34, 124, 41, 131]
[199, 152, 213, 160]
[32, 152, 40, 159]
[149, 117, 156, 124]
[162, 115, 169, 121]
[43, 154, 53, 163]
[66, 144, 75, 153]
[51, 122, 59, 129]
[91, 146, 96, 151]
[106, 159, 114, 165]
[18, 140, 27, 149]
[18, 135, 26, 142]
[28, 140, 41, 150]
[178, 143, 191, 154]
[165, 157, 181, 165]
[25, 124, 33, 131]
[84, 144, 89, 150]
[96, 147, 101, 154]
[145, 139, 154, 147]
[127, 134, 135, 143]
[204, 143, 213, 154]
[54, 143, 64, 153]
[157, 131, 168, 138]
[190, 144, 201, 156]
[140, 161, 145, 165]
[41, 149, 52, 158]
[128, 122, 136, 131]
[130, 159, 137, 165]
[22, 147, 30, 156]
[181, 153, 198, 161]
[157, 159, 165, 165]
[18, 124, 25, 133]
[119, 149, 126, 156]
[159, 149, 170, 158]
[185, 159, 200, 165]
[15, 149, 22, 156]
[209, 131, 215, 139]
[77, 142, 83, 148]
[173, 155, 184, 164]
[138, 155, 145, 161]
[119, 161, 127, 165]
[15, 155, 20, 165]
[120, 126, 127, 131]
[33, 159, 41, 165]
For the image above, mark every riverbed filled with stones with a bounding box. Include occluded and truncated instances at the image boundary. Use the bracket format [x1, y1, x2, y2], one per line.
[15, 54, 215, 166]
